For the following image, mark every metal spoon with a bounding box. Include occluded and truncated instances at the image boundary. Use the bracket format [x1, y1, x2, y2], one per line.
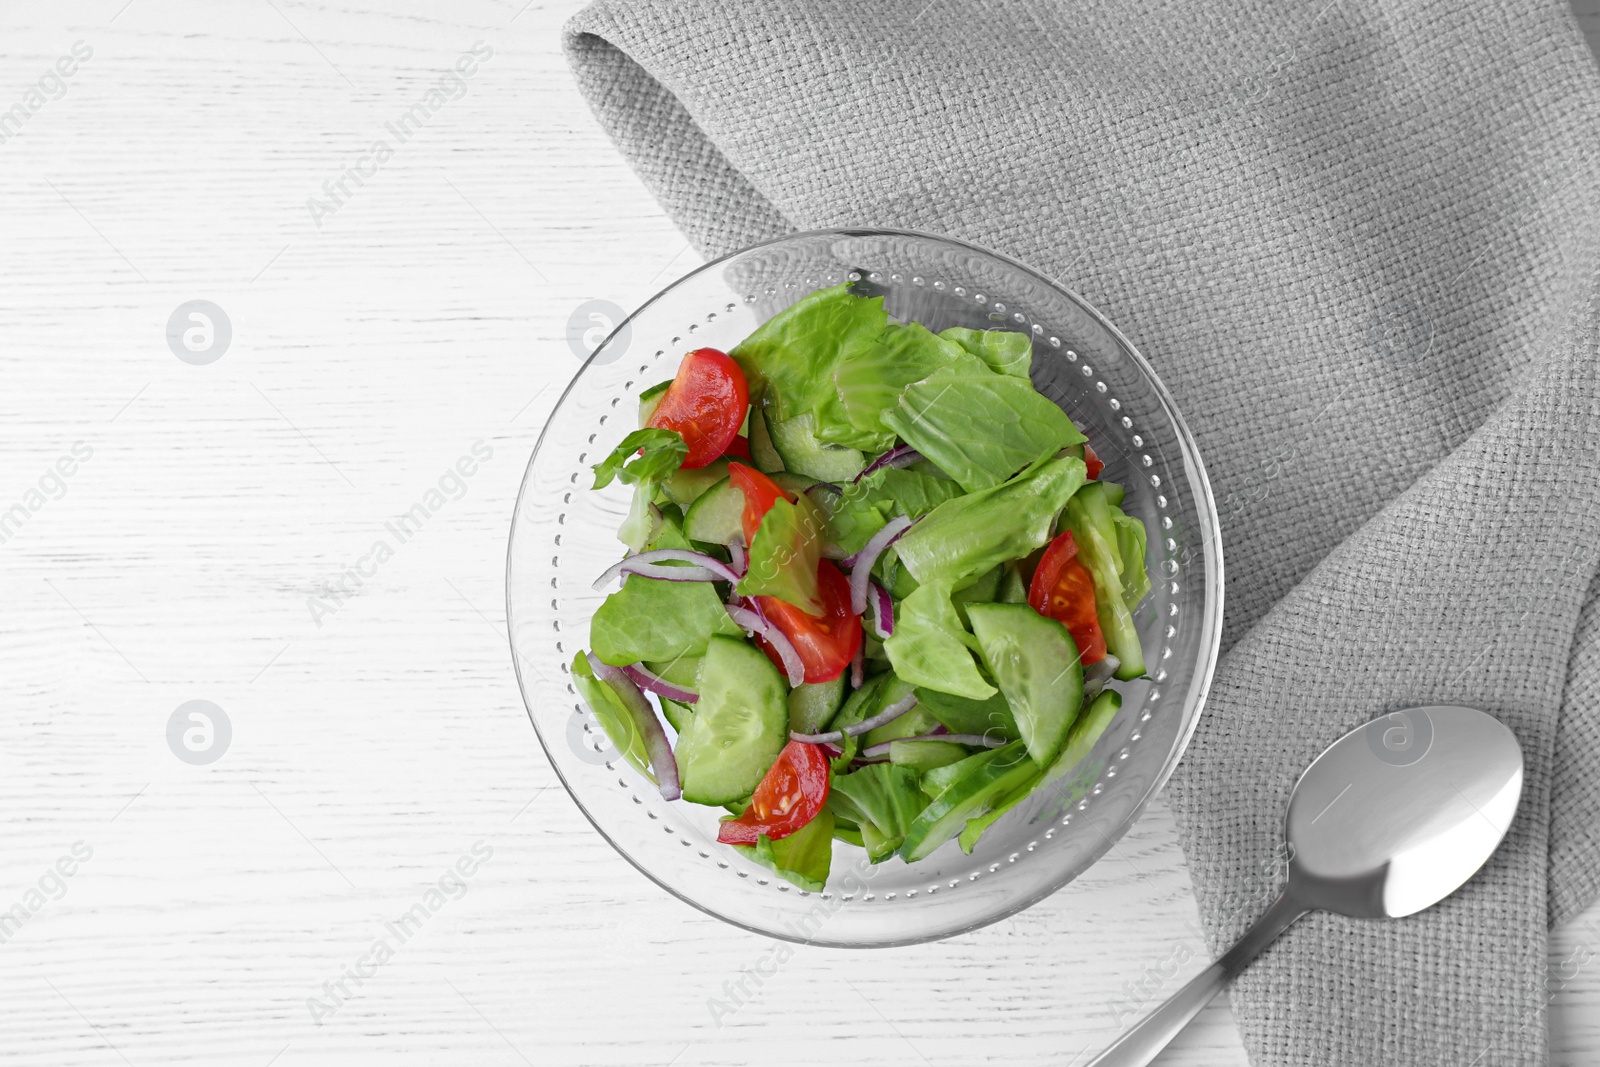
[1087, 704, 1524, 1067]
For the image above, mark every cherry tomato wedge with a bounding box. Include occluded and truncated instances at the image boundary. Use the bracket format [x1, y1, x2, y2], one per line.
[755, 560, 862, 683]
[717, 740, 832, 845]
[645, 348, 749, 469]
[1028, 531, 1107, 665]
[721, 434, 752, 462]
[727, 461, 791, 544]
[1084, 443, 1104, 480]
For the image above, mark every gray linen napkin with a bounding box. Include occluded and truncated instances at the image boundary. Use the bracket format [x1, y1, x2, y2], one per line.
[563, 1, 1600, 1062]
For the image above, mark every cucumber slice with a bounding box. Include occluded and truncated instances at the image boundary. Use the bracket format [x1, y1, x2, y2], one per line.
[659, 698, 692, 733]
[767, 412, 866, 482]
[899, 741, 1038, 861]
[638, 380, 670, 426]
[888, 739, 970, 771]
[770, 471, 818, 495]
[958, 689, 1123, 853]
[661, 458, 730, 506]
[682, 477, 743, 545]
[966, 603, 1083, 767]
[748, 402, 784, 473]
[788, 674, 847, 734]
[675, 636, 788, 805]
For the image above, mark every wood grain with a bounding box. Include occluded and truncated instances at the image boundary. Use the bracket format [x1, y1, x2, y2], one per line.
[1, 2, 1597, 1064]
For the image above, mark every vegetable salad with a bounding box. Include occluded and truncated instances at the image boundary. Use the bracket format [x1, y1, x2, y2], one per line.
[574, 284, 1151, 889]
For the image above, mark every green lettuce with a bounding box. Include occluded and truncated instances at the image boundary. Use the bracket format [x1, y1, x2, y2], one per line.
[883, 364, 1085, 492]
[1113, 504, 1151, 608]
[826, 466, 965, 556]
[730, 284, 889, 443]
[833, 321, 982, 439]
[914, 686, 1020, 742]
[883, 583, 996, 700]
[590, 521, 743, 664]
[570, 651, 651, 776]
[735, 807, 835, 891]
[938, 326, 1032, 378]
[829, 763, 928, 862]
[893, 455, 1087, 588]
[591, 427, 687, 490]
[738, 492, 825, 614]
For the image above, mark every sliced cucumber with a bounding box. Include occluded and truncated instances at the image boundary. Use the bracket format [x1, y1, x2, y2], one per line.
[768, 412, 866, 482]
[899, 741, 1038, 862]
[888, 739, 970, 771]
[638, 380, 671, 426]
[661, 457, 730, 506]
[966, 603, 1083, 767]
[770, 471, 818, 495]
[958, 689, 1122, 853]
[644, 655, 703, 734]
[682, 477, 743, 545]
[788, 674, 847, 734]
[675, 636, 788, 805]
[748, 402, 784, 473]
[659, 698, 692, 733]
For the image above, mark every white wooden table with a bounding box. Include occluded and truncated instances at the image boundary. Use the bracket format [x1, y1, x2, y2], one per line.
[3, 3, 1598, 1064]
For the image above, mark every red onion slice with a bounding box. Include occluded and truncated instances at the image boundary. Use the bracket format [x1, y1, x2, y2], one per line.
[725, 603, 806, 687]
[728, 539, 747, 576]
[587, 654, 682, 800]
[791, 692, 917, 744]
[593, 548, 742, 590]
[860, 733, 1007, 759]
[853, 444, 922, 484]
[620, 663, 699, 704]
[848, 515, 913, 615]
[868, 581, 894, 639]
[849, 641, 864, 689]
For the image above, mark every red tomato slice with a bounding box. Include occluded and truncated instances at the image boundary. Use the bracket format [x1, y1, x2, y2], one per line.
[1084, 443, 1104, 481]
[756, 560, 862, 683]
[645, 348, 749, 469]
[1028, 531, 1107, 665]
[717, 740, 832, 845]
[727, 461, 791, 545]
[721, 434, 752, 462]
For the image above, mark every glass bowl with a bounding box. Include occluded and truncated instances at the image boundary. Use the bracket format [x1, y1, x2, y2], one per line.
[507, 229, 1223, 947]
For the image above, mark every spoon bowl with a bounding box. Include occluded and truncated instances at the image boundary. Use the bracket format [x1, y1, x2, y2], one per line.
[1088, 705, 1524, 1067]
[1286, 705, 1524, 919]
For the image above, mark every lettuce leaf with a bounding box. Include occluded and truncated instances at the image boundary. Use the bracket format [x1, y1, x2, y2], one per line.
[826, 466, 966, 556]
[738, 492, 825, 614]
[591, 427, 687, 490]
[735, 808, 835, 891]
[883, 583, 996, 700]
[1064, 482, 1145, 679]
[1112, 502, 1151, 608]
[893, 455, 1087, 588]
[833, 321, 982, 438]
[829, 763, 928, 862]
[590, 520, 743, 664]
[883, 364, 1086, 492]
[938, 327, 1032, 378]
[730, 284, 888, 431]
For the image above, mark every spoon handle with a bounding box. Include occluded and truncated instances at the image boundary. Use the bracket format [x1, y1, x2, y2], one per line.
[1085, 892, 1308, 1067]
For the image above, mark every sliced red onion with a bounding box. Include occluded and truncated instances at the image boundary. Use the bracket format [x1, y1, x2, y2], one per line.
[868, 581, 894, 639]
[848, 515, 913, 615]
[791, 692, 918, 744]
[593, 548, 741, 590]
[620, 663, 699, 704]
[860, 733, 1007, 759]
[728, 539, 747, 576]
[849, 641, 864, 689]
[853, 444, 922, 483]
[587, 654, 682, 800]
[725, 603, 805, 687]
